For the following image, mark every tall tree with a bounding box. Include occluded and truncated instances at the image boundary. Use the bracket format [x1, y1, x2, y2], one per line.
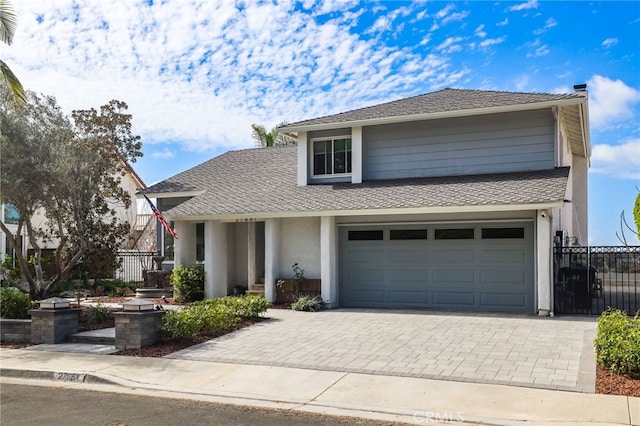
[251, 122, 297, 147]
[0, 92, 142, 297]
[0, 0, 26, 105]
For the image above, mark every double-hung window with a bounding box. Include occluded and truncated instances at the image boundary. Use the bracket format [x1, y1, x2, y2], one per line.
[313, 137, 352, 176]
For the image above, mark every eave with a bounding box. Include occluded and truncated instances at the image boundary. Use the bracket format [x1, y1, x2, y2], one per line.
[164, 200, 565, 222]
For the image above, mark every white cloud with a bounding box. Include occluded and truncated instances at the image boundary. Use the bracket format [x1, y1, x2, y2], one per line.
[533, 17, 558, 34]
[588, 75, 640, 128]
[496, 18, 509, 26]
[601, 38, 618, 48]
[525, 40, 550, 57]
[7, 1, 466, 154]
[434, 4, 455, 19]
[151, 148, 175, 159]
[591, 140, 640, 180]
[509, 0, 538, 12]
[442, 11, 470, 24]
[479, 37, 506, 48]
[515, 75, 529, 91]
[437, 37, 465, 54]
[475, 24, 487, 38]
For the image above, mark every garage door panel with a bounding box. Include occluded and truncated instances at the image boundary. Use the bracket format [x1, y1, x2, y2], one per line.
[433, 269, 475, 284]
[346, 268, 386, 282]
[388, 291, 429, 304]
[388, 269, 428, 282]
[480, 293, 527, 308]
[481, 249, 526, 263]
[433, 291, 476, 306]
[388, 250, 428, 263]
[433, 250, 475, 263]
[480, 270, 527, 285]
[344, 290, 385, 304]
[345, 249, 386, 263]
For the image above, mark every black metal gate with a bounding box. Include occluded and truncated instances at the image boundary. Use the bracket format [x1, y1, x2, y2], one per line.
[554, 246, 640, 315]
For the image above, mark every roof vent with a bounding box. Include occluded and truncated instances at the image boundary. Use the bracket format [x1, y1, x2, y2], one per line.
[573, 83, 587, 92]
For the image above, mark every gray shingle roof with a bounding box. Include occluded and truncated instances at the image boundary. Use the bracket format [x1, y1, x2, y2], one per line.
[145, 146, 569, 218]
[280, 88, 583, 128]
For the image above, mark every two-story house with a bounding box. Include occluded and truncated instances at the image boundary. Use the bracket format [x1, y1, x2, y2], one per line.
[144, 87, 590, 316]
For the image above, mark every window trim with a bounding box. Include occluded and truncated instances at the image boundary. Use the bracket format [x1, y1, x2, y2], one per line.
[311, 136, 352, 178]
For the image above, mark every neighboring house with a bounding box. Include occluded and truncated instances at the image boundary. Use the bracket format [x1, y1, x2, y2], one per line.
[0, 163, 148, 267]
[145, 87, 590, 315]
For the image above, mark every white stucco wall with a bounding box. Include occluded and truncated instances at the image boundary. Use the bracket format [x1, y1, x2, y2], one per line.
[278, 217, 321, 279]
[232, 223, 248, 287]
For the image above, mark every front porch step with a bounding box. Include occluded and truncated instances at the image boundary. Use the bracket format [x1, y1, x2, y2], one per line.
[67, 327, 115, 345]
[246, 282, 264, 296]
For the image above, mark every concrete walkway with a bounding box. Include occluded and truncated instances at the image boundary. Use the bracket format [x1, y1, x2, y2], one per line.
[1, 348, 637, 425]
[169, 309, 597, 392]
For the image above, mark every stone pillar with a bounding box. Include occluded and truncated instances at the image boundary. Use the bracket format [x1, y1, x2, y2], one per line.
[320, 216, 337, 308]
[204, 220, 228, 298]
[537, 209, 553, 316]
[174, 221, 197, 267]
[264, 218, 280, 302]
[30, 308, 80, 344]
[113, 311, 165, 349]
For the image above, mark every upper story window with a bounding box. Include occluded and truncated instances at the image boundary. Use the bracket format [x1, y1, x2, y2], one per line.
[313, 137, 352, 176]
[3, 204, 19, 225]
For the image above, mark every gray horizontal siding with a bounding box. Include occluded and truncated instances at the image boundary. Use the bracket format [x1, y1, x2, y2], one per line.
[363, 109, 555, 180]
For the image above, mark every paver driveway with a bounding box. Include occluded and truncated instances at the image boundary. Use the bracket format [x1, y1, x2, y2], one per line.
[168, 309, 597, 392]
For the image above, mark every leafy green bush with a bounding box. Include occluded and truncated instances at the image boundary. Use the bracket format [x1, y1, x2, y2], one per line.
[98, 279, 136, 297]
[0, 287, 35, 319]
[291, 295, 325, 312]
[594, 309, 640, 374]
[82, 302, 112, 325]
[162, 295, 270, 339]
[171, 265, 205, 303]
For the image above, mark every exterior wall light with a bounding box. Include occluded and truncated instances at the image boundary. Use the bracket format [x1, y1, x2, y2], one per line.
[122, 299, 155, 312]
[38, 297, 71, 310]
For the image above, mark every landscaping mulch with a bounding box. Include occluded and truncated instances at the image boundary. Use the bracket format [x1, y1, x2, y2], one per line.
[596, 364, 640, 397]
[112, 319, 261, 357]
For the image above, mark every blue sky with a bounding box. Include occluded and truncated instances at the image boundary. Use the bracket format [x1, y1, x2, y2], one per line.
[4, 0, 640, 245]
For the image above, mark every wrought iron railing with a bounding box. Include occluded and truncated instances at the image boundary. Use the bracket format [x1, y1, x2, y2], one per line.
[115, 250, 156, 284]
[554, 246, 640, 315]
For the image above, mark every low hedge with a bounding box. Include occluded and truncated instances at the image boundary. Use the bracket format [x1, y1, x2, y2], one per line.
[162, 295, 270, 339]
[594, 309, 640, 374]
[0, 287, 36, 319]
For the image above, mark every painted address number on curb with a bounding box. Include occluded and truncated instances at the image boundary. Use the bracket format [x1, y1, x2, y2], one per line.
[53, 372, 86, 382]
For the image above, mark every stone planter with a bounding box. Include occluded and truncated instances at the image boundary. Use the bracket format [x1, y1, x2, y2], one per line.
[113, 310, 165, 349]
[275, 278, 321, 304]
[0, 318, 32, 343]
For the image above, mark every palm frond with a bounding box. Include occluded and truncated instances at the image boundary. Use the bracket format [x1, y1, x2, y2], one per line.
[0, 0, 18, 46]
[0, 59, 27, 105]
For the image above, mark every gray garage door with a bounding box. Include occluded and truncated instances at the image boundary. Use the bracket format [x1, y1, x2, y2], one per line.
[339, 223, 534, 313]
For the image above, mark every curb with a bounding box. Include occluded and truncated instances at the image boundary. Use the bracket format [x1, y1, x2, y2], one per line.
[0, 368, 121, 386]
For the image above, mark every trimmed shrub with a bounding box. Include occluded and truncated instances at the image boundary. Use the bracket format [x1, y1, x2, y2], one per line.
[82, 302, 112, 325]
[162, 295, 270, 339]
[291, 295, 325, 312]
[0, 287, 35, 319]
[594, 309, 640, 374]
[171, 265, 205, 303]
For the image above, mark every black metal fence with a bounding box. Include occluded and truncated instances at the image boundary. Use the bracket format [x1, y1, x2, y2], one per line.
[115, 250, 156, 284]
[554, 246, 640, 315]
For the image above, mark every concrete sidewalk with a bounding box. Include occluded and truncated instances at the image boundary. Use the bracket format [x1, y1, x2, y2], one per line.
[1, 348, 637, 425]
